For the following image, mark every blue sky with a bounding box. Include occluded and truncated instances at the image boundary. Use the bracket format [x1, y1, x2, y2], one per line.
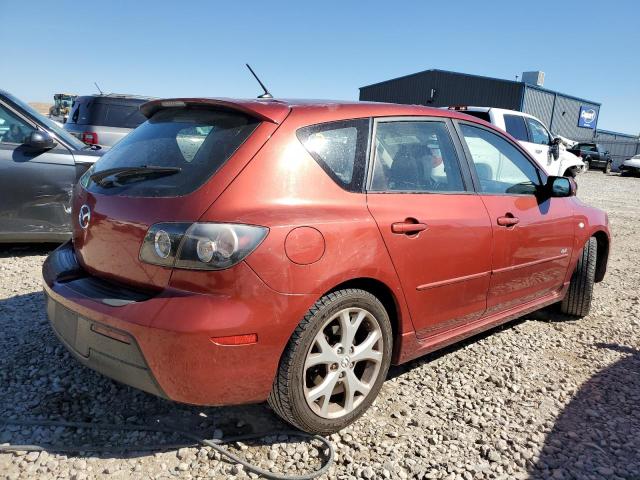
[2, 0, 638, 134]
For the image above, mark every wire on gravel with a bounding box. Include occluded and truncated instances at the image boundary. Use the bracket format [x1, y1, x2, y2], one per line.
[0, 418, 334, 480]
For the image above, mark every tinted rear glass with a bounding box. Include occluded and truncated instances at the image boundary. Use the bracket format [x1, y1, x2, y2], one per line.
[297, 119, 370, 192]
[82, 108, 259, 197]
[462, 111, 491, 122]
[503, 114, 529, 142]
[68, 98, 148, 128]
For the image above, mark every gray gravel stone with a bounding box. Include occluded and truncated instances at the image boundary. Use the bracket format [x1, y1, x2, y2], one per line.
[0, 172, 639, 479]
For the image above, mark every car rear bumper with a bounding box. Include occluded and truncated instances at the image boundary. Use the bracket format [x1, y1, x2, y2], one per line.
[43, 241, 314, 405]
[46, 293, 167, 398]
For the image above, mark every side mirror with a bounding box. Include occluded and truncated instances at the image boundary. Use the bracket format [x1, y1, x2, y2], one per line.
[550, 142, 561, 160]
[25, 130, 57, 151]
[543, 176, 577, 198]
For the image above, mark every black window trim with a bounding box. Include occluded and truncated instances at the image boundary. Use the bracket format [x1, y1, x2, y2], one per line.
[451, 119, 547, 197]
[296, 118, 371, 193]
[365, 116, 474, 195]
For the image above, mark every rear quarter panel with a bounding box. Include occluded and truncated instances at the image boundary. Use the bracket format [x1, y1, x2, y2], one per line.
[198, 109, 415, 337]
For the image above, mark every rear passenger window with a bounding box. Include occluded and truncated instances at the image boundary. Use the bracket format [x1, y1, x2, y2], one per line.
[297, 119, 370, 192]
[369, 121, 465, 193]
[503, 115, 529, 142]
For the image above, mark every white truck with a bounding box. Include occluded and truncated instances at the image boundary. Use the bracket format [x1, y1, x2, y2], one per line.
[449, 107, 584, 177]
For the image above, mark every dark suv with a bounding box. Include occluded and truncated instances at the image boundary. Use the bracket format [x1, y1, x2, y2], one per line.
[568, 142, 613, 173]
[64, 94, 151, 149]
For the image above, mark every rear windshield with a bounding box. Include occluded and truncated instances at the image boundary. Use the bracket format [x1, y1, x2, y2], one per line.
[82, 107, 259, 197]
[461, 111, 491, 122]
[68, 98, 148, 128]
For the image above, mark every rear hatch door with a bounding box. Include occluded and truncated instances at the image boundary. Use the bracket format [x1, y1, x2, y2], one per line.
[72, 99, 289, 289]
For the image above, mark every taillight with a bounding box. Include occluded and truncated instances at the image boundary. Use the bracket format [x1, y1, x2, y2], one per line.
[139, 223, 268, 270]
[81, 131, 99, 144]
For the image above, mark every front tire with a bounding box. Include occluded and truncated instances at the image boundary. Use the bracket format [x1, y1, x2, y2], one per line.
[268, 289, 392, 434]
[561, 237, 597, 317]
[604, 162, 612, 174]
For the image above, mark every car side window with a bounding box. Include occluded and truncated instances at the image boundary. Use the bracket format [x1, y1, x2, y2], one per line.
[525, 118, 551, 145]
[0, 104, 35, 145]
[369, 120, 465, 193]
[503, 114, 529, 142]
[460, 124, 541, 195]
[297, 119, 369, 192]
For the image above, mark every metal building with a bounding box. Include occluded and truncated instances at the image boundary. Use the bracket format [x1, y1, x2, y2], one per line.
[360, 69, 603, 141]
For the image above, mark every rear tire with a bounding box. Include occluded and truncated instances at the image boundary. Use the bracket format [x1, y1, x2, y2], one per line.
[268, 289, 392, 435]
[561, 237, 597, 317]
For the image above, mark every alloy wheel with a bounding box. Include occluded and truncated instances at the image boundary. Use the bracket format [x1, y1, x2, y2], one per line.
[303, 307, 383, 419]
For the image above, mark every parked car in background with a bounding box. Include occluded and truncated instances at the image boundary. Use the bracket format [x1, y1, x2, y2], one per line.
[448, 107, 585, 177]
[567, 142, 613, 173]
[64, 94, 151, 149]
[619, 154, 640, 176]
[43, 98, 610, 434]
[0, 89, 102, 242]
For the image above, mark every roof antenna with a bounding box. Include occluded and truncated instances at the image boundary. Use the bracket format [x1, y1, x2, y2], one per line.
[246, 64, 273, 99]
[94, 82, 104, 95]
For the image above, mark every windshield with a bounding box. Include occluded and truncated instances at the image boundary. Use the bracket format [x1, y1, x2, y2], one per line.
[4, 91, 86, 150]
[82, 107, 259, 197]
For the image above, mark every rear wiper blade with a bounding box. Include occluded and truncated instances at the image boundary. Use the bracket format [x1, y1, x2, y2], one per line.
[90, 165, 181, 184]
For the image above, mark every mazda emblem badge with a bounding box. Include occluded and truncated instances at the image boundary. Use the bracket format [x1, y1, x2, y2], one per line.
[79, 204, 91, 229]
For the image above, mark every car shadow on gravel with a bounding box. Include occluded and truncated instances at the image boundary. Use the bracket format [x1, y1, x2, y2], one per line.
[387, 317, 529, 380]
[0, 292, 310, 462]
[0, 243, 59, 259]
[528, 343, 640, 479]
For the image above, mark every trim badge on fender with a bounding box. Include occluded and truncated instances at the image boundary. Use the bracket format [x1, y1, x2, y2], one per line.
[79, 204, 91, 229]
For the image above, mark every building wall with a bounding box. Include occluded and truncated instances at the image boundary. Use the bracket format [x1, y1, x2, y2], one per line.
[551, 95, 600, 141]
[522, 88, 555, 127]
[359, 70, 523, 110]
[593, 130, 640, 168]
[522, 86, 600, 140]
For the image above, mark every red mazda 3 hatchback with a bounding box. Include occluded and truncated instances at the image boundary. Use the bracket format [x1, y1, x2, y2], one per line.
[43, 98, 610, 434]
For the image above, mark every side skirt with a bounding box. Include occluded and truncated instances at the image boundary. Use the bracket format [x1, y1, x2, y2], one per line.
[393, 284, 568, 365]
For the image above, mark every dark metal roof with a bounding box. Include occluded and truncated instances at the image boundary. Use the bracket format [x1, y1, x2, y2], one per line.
[360, 68, 601, 106]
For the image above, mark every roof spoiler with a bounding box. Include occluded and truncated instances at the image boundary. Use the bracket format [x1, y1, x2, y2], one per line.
[139, 98, 290, 124]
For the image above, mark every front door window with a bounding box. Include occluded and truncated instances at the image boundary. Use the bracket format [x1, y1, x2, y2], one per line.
[0, 104, 35, 145]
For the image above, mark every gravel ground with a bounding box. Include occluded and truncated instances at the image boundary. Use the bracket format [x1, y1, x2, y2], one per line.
[1, 171, 639, 480]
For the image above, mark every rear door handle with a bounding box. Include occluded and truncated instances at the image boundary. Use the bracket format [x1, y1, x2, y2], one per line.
[391, 221, 428, 235]
[497, 215, 520, 227]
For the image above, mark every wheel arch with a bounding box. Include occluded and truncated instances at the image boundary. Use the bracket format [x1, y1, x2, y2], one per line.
[592, 230, 609, 282]
[325, 277, 403, 341]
